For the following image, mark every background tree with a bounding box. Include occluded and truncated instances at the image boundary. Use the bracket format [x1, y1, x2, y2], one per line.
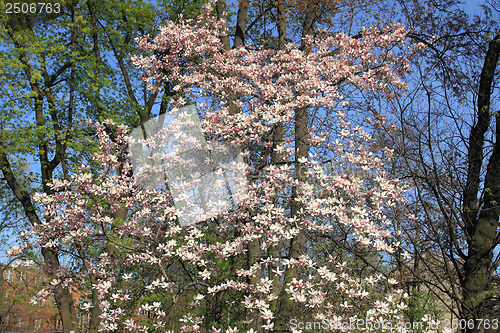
[0, 0, 208, 331]
[366, 1, 500, 331]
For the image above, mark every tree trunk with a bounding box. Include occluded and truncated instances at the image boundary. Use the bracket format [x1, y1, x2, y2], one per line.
[233, 0, 249, 48]
[269, 0, 286, 319]
[274, 3, 316, 330]
[216, 0, 230, 51]
[0, 145, 79, 333]
[461, 31, 500, 333]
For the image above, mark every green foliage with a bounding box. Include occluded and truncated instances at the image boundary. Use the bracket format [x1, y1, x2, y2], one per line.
[405, 289, 444, 332]
[159, 0, 211, 23]
[0, 0, 211, 329]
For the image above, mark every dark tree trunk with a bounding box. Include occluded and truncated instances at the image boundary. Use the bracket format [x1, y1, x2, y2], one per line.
[233, 0, 249, 48]
[0, 146, 79, 333]
[275, 3, 317, 330]
[216, 0, 230, 51]
[461, 31, 500, 333]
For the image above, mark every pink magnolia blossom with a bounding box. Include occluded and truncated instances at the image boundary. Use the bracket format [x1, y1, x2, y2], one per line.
[22, 2, 437, 332]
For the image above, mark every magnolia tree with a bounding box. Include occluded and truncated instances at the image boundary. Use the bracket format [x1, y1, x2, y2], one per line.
[20, 3, 435, 332]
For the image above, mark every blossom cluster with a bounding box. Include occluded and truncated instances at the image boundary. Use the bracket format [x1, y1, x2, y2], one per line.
[23, 2, 435, 332]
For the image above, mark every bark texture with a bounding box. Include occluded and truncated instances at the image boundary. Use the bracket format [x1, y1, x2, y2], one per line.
[461, 31, 500, 333]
